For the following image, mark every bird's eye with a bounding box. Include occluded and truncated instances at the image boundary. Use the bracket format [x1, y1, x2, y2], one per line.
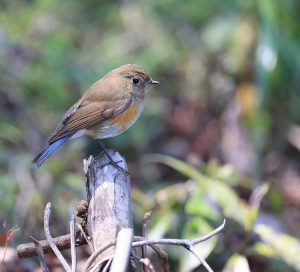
[132, 77, 140, 85]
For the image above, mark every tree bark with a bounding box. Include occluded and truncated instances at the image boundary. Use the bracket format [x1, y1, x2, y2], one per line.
[84, 148, 132, 263]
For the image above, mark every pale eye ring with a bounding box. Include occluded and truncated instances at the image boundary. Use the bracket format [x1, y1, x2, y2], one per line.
[132, 77, 140, 85]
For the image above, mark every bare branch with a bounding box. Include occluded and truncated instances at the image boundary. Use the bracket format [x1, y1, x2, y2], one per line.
[141, 211, 152, 272]
[76, 223, 93, 251]
[134, 237, 169, 272]
[102, 257, 113, 272]
[17, 233, 86, 258]
[69, 214, 76, 272]
[30, 236, 49, 272]
[147, 244, 169, 272]
[88, 255, 113, 272]
[132, 219, 226, 248]
[44, 202, 70, 272]
[110, 228, 133, 272]
[84, 242, 115, 271]
[132, 220, 225, 272]
[190, 219, 226, 245]
[84, 220, 225, 272]
[188, 245, 213, 272]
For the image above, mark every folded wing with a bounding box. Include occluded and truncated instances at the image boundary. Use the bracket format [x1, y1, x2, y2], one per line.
[48, 97, 133, 143]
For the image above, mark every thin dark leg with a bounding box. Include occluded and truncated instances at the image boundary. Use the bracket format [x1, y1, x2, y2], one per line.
[98, 140, 128, 175]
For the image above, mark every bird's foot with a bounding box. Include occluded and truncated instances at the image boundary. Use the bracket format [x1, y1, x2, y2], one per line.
[103, 157, 128, 176]
[98, 141, 129, 176]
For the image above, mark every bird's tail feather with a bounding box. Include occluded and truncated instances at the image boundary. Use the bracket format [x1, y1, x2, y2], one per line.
[32, 135, 72, 167]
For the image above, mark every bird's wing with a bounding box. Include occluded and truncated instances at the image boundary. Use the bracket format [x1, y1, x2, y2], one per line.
[48, 97, 133, 143]
[52, 96, 85, 134]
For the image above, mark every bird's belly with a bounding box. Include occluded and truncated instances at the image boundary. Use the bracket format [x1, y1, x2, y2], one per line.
[86, 100, 144, 139]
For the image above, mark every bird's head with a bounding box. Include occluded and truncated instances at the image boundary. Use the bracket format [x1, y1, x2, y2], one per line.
[106, 64, 159, 98]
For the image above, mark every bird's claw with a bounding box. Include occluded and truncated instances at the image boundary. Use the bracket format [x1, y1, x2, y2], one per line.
[98, 140, 129, 176]
[105, 158, 129, 176]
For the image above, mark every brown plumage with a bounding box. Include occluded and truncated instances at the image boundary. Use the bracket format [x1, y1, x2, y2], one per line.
[33, 64, 159, 166]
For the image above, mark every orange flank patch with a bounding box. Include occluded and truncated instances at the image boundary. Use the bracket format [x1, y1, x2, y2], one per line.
[112, 103, 138, 125]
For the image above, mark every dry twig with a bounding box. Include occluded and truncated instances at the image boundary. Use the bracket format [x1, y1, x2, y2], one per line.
[30, 236, 49, 272]
[76, 223, 93, 251]
[110, 228, 133, 272]
[69, 214, 76, 272]
[133, 237, 170, 272]
[102, 257, 113, 272]
[84, 220, 225, 272]
[141, 211, 152, 272]
[84, 242, 115, 271]
[44, 202, 71, 272]
[17, 233, 86, 258]
[132, 219, 225, 248]
[88, 255, 114, 272]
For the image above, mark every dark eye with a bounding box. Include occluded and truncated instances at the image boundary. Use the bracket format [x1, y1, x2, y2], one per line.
[132, 77, 140, 85]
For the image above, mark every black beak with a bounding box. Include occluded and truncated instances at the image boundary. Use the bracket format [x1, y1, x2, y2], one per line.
[149, 79, 159, 85]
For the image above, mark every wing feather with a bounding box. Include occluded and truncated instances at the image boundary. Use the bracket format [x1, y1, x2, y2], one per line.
[48, 98, 133, 143]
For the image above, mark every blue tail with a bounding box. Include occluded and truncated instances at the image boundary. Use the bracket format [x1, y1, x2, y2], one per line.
[32, 135, 72, 167]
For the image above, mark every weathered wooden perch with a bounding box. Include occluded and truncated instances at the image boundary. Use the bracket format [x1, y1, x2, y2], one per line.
[17, 149, 133, 265]
[84, 148, 132, 267]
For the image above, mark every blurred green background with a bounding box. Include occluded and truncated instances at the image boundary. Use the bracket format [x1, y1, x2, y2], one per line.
[1, 0, 300, 271]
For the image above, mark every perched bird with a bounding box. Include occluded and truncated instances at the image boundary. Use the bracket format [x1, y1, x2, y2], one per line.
[32, 64, 159, 167]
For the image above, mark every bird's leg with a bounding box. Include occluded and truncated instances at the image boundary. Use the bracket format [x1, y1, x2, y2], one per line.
[98, 140, 129, 175]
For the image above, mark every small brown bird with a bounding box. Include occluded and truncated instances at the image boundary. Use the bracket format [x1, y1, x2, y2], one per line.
[33, 64, 159, 166]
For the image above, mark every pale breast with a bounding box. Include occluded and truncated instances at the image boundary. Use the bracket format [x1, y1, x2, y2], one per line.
[85, 98, 144, 139]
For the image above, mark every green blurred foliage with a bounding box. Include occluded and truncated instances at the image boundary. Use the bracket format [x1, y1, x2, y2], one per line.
[1, 0, 300, 270]
[134, 155, 299, 271]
